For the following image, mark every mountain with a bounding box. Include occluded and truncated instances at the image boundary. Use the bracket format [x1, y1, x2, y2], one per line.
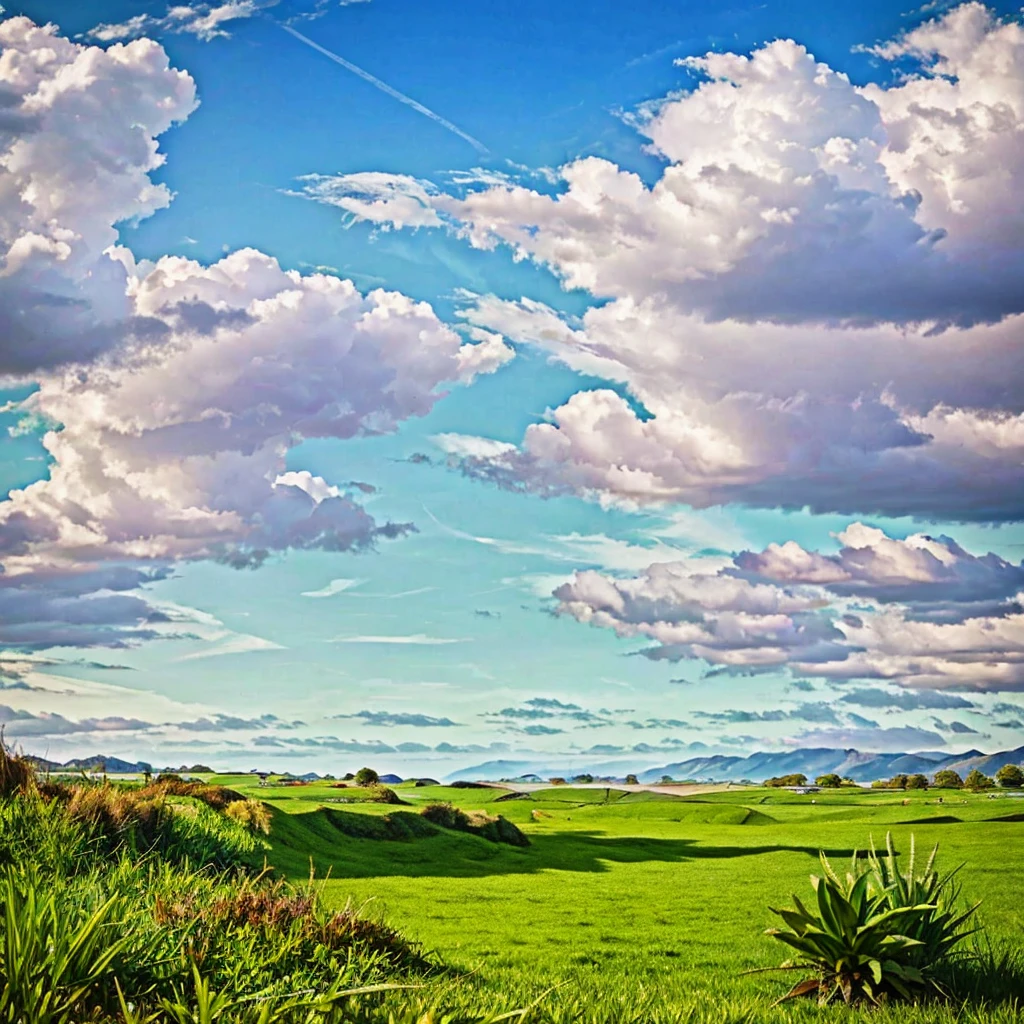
[25, 754, 159, 774]
[638, 747, 1014, 784]
[942, 745, 1024, 778]
[450, 745, 1024, 785]
[60, 755, 155, 773]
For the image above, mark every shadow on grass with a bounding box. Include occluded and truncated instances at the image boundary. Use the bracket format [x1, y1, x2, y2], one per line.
[268, 807, 855, 880]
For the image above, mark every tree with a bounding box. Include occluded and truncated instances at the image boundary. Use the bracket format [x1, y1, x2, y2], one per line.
[932, 769, 963, 789]
[889, 774, 910, 790]
[764, 773, 808, 788]
[625, 774, 639, 786]
[964, 768, 993, 791]
[905, 774, 929, 790]
[354, 767, 379, 786]
[995, 763, 1024, 788]
[660, 775, 673, 784]
[573, 774, 594, 784]
[815, 773, 842, 788]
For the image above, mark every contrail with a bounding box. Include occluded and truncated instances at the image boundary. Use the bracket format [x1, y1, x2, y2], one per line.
[279, 23, 489, 155]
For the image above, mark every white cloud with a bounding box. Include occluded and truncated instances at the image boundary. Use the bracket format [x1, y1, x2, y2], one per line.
[0, 18, 510, 651]
[293, 172, 443, 229]
[432, 433, 518, 460]
[0, 17, 197, 373]
[174, 634, 285, 661]
[301, 578, 365, 598]
[85, 2, 258, 45]
[350, 5, 1024, 523]
[554, 522, 1024, 692]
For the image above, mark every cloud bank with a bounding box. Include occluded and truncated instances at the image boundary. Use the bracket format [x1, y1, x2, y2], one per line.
[0, 17, 511, 651]
[314, 4, 1024, 523]
[554, 523, 1024, 692]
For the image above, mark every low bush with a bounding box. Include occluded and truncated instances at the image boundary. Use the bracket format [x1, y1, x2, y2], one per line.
[420, 802, 529, 847]
[224, 797, 272, 834]
[763, 774, 807, 788]
[0, 745, 428, 1023]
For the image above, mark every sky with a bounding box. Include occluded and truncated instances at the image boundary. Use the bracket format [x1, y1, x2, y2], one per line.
[0, 0, 1023, 777]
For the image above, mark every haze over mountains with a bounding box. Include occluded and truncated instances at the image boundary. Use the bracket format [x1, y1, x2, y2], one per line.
[447, 745, 1024, 784]
[22, 742, 1024, 785]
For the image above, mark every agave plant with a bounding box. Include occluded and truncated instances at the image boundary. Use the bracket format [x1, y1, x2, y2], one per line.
[864, 832, 979, 971]
[764, 833, 978, 1006]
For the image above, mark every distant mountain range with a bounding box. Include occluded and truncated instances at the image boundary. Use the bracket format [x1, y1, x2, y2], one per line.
[26, 755, 195, 774]
[447, 745, 1024, 784]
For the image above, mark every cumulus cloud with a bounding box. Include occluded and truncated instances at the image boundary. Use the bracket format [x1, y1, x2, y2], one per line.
[0, 18, 513, 651]
[554, 522, 1024, 692]
[334, 5, 1024, 522]
[0, 18, 197, 373]
[736, 523, 1024, 621]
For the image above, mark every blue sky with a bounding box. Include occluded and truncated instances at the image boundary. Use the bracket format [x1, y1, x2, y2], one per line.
[1, 0, 1023, 776]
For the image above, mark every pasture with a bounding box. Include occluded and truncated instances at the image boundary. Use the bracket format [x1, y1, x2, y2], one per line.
[207, 775, 1024, 1022]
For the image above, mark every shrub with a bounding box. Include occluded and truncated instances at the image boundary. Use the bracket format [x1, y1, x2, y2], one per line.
[354, 767, 380, 786]
[419, 802, 529, 847]
[0, 742, 35, 798]
[224, 798, 272, 834]
[0, 786, 425, 1021]
[141, 777, 244, 811]
[65, 785, 166, 855]
[420, 801, 468, 831]
[765, 832, 977, 1005]
[764, 774, 808, 788]
[965, 769, 994, 791]
[995, 763, 1024, 788]
[933, 769, 964, 789]
[367, 784, 405, 805]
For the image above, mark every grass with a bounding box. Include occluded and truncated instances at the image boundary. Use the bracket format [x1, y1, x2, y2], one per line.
[197, 775, 1024, 1022]
[6, 759, 1024, 1021]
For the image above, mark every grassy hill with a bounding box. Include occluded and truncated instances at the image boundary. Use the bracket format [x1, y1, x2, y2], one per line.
[208, 774, 1024, 1021]
[4, 757, 1024, 1022]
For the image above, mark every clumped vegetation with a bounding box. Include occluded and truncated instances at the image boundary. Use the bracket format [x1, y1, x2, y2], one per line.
[420, 802, 530, 847]
[766, 833, 978, 1006]
[5, 749, 1024, 1023]
[0, 746, 426, 1023]
[763, 773, 808, 787]
[965, 769, 995, 791]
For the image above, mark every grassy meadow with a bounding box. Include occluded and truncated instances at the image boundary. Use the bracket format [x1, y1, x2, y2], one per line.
[204, 774, 1024, 1022]
[4, 756, 1024, 1023]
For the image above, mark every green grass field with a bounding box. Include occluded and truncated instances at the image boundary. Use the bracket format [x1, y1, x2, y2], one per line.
[205, 775, 1024, 1022]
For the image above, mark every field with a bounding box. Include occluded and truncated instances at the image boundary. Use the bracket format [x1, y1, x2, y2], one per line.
[201, 775, 1024, 1022]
